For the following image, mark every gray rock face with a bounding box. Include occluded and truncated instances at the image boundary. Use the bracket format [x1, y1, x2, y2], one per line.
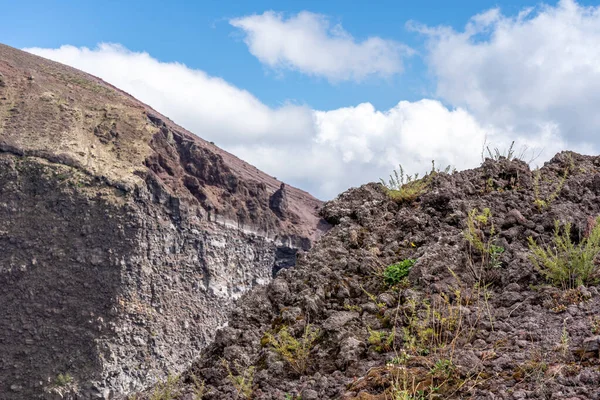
[0, 154, 318, 399]
[269, 183, 289, 219]
[0, 43, 328, 399]
[322, 311, 359, 332]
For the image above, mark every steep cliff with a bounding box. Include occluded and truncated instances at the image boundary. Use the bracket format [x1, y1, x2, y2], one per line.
[0, 43, 328, 399]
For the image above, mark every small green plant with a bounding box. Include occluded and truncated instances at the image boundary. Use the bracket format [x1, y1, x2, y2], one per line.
[368, 327, 395, 353]
[190, 375, 206, 400]
[481, 140, 541, 163]
[480, 282, 495, 331]
[343, 304, 361, 312]
[390, 387, 426, 400]
[380, 164, 428, 203]
[222, 360, 255, 399]
[429, 358, 455, 379]
[484, 177, 494, 193]
[150, 374, 180, 400]
[384, 259, 416, 286]
[264, 324, 320, 374]
[464, 208, 505, 282]
[401, 290, 463, 356]
[557, 319, 570, 357]
[533, 154, 573, 210]
[54, 373, 73, 387]
[386, 366, 427, 400]
[361, 286, 386, 310]
[528, 217, 600, 289]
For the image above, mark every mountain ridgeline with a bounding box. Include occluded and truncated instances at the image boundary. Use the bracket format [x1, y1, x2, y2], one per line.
[0, 43, 328, 399]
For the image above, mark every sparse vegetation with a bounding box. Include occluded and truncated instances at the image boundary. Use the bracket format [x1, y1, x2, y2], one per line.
[190, 375, 206, 400]
[9, 42, 600, 398]
[484, 140, 516, 161]
[368, 326, 395, 353]
[590, 316, 600, 334]
[533, 154, 573, 210]
[150, 374, 180, 400]
[557, 319, 570, 357]
[401, 288, 466, 357]
[513, 349, 549, 384]
[54, 373, 73, 387]
[481, 140, 542, 164]
[378, 355, 481, 400]
[222, 360, 255, 400]
[429, 358, 455, 380]
[380, 161, 453, 203]
[528, 217, 600, 289]
[361, 285, 386, 310]
[388, 350, 411, 366]
[464, 208, 505, 283]
[343, 303, 361, 312]
[388, 368, 426, 400]
[263, 324, 320, 374]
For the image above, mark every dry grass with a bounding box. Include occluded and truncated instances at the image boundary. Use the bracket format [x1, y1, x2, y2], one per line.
[380, 161, 453, 203]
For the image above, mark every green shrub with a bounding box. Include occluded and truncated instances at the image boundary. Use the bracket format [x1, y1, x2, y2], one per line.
[150, 374, 180, 400]
[528, 218, 600, 289]
[384, 259, 416, 286]
[533, 154, 573, 211]
[222, 360, 254, 399]
[190, 375, 206, 400]
[54, 373, 73, 387]
[464, 208, 505, 282]
[367, 327, 395, 353]
[264, 324, 320, 374]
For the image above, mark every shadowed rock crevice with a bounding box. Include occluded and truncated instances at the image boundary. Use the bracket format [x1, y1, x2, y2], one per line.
[272, 246, 298, 277]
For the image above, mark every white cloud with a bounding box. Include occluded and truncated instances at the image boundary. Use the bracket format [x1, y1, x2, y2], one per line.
[25, 43, 527, 199]
[26, 44, 314, 147]
[23, 2, 600, 199]
[418, 0, 600, 148]
[229, 11, 412, 82]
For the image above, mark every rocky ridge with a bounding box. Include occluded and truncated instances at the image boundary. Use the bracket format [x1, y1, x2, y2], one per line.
[0, 43, 328, 399]
[162, 152, 600, 400]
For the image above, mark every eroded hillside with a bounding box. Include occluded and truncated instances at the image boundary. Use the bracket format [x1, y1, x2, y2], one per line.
[159, 153, 600, 400]
[0, 43, 328, 399]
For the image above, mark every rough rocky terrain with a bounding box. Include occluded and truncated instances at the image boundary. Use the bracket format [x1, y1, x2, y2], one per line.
[0, 43, 328, 399]
[157, 152, 600, 400]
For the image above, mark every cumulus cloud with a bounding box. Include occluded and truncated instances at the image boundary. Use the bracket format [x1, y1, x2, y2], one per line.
[24, 43, 529, 199]
[229, 11, 412, 82]
[417, 0, 600, 149]
[26, 44, 314, 147]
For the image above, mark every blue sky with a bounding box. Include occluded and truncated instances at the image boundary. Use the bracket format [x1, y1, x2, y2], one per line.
[1, 0, 576, 110]
[4, 0, 600, 198]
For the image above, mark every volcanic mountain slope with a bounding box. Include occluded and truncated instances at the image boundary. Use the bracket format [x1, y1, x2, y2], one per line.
[0, 43, 328, 399]
[159, 153, 600, 400]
